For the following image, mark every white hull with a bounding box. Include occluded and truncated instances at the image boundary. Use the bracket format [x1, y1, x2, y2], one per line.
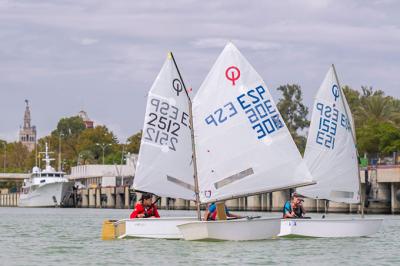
[279, 218, 383, 238]
[18, 181, 73, 207]
[177, 217, 281, 241]
[118, 217, 198, 239]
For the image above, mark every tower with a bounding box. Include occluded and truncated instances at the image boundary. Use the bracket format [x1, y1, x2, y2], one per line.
[19, 100, 37, 152]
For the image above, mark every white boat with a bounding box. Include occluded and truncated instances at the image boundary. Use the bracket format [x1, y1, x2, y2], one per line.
[112, 217, 197, 239]
[103, 52, 199, 239]
[19, 143, 73, 207]
[279, 65, 383, 237]
[178, 217, 281, 241]
[178, 42, 315, 241]
[280, 218, 383, 238]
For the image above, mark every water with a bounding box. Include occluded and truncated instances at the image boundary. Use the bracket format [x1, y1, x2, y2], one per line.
[0, 208, 398, 266]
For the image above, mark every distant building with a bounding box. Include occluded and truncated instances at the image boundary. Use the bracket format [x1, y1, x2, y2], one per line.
[69, 153, 137, 188]
[78, 110, 94, 129]
[19, 100, 36, 152]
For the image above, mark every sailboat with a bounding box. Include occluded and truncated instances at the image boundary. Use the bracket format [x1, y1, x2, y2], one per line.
[102, 52, 198, 240]
[279, 65, 383, 238]
[177, 42, 315, 241]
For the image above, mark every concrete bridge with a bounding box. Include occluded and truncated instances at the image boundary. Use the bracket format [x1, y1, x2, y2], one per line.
[0, 173, 29, 182]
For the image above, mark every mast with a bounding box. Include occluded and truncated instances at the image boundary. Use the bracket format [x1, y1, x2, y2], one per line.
[332, 64, 365, 218]
[169, 52, 202, 221]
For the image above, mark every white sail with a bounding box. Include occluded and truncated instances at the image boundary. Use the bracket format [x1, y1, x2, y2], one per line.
[133, 53, 195, 201]
[297, 66, 359, 204]
[193, 42, 314, 203]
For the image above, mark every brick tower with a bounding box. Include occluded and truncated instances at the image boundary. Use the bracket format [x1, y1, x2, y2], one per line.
[19, 100, 36, 151]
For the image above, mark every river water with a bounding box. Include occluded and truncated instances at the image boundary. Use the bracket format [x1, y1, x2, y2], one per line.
[0, 207, 398, 266]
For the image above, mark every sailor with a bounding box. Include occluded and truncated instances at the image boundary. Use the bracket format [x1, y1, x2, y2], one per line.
[203, 202, 242, 221]
[283, 193, 306, 218]
[129, 193, 160, 219]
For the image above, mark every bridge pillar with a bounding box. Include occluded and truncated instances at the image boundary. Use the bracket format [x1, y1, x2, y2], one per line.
[95, 188, 101, 208]
[272, 190, 289, 212]
[124, 186, 130, 209]
[225, 198, 239, 211]
[391, 183, 400, 214]
[88, 189, 96, 208]
[247, 195, 261, 211]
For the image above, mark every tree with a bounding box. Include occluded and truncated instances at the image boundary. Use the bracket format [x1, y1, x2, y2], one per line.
[126, 131, 142, 154]
[52, 116, 86, 159]
[343, 86, 400, 158]
[276, 84, 309, 153]
[2, 142, 31, 173]
[77, 125, 118, 164]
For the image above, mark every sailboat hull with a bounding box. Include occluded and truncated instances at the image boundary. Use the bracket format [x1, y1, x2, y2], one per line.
[279, 218, 383, 238]
[177, 217, 281, 241]
[115, 217, 198, 239]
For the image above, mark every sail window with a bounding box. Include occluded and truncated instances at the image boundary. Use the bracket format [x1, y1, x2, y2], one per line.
[167, 175, 195, 191]
[214, 168, 254, 189]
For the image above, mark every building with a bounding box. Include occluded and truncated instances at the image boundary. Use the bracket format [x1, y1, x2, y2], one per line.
[19, 100, 36, 152]
[78, 110, 94, 129]
[69, 153, 137, 188]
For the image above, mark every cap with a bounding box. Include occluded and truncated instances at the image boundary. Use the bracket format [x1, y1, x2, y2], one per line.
[291, 192, 305, 199]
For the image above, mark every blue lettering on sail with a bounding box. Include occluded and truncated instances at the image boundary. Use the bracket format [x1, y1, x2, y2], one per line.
[314, 102, 351, 149]
[237, 85, 283, 139]
[203, 85, 283, 140]
[205, 102, 238, 126]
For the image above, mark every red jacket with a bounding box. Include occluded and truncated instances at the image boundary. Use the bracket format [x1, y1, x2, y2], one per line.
[130, 202, 160, 219]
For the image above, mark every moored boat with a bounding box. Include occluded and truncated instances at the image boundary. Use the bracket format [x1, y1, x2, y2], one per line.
[19, 143, 73, 207]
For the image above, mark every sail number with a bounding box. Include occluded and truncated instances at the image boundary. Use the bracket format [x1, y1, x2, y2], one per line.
[144, 97, 189, 151]
[237, 86, 284, 139]
[205, 102, 238, 126]
[204, 85, 284, 139]
[315, 102, 351, 149]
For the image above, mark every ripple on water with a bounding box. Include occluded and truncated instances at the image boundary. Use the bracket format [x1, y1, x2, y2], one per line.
[0, 208, 399, 266]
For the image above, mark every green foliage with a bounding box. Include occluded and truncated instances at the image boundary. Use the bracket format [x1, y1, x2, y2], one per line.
[126, 131, 142, 154]
[343, 86, 400, 158]
[0, 140, 34, 185]
[276, 84, 309, 153]
[1, 115, 142, 178]
[56, 116, 86, 138]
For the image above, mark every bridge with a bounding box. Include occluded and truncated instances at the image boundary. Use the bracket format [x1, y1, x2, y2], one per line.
[0, 173, 29, 182]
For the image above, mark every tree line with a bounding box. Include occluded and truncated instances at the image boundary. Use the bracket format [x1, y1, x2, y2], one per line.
[1, 84, 399, 183]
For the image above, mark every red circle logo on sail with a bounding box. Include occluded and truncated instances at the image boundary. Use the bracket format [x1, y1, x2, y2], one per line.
[225, 66, 240, 86]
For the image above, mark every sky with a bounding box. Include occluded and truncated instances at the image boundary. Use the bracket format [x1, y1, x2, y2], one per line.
[1, 0, 399, 142]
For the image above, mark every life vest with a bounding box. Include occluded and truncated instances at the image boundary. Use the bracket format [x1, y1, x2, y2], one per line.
[293, 206, 304, 218]
[282, 201, 292, 217]
[207, 203, 229, 220]
[283, 200, 304, 218]
[130, 202, 160, 219]
[143, 204, 157, 218]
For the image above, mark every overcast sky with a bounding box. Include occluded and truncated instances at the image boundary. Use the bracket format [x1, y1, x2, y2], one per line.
[1, 0, 399, 142]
